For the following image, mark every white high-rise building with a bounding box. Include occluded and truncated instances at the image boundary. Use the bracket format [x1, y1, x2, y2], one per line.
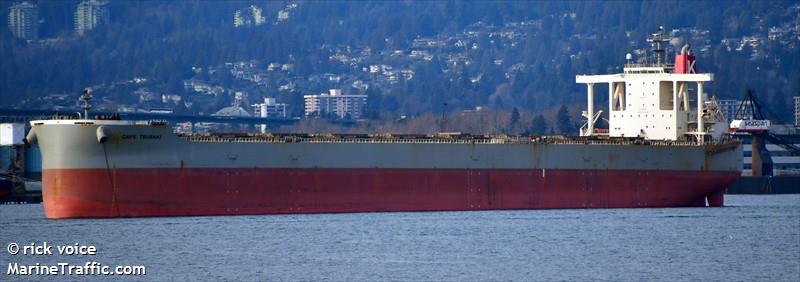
[794, 96, 799, 128]
[304, 89, 367, 119]
[716, 99, 740, 123]
[75, 0, 109, 36]
[250, 5, 265, 26]
[233, 5, 265, 27]
[8, 2, 38, 40]
[253, 97, 288, 133]
[233, 10, 246, 27]
[253, 98, 288, 118]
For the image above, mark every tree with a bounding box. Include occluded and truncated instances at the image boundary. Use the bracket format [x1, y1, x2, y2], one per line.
[510, 107, 520, 124]
[530, 114, 547, 136]
[556, 105, 572, 135]
[1, 1, 796, 123]
[509, 107, 520, 133]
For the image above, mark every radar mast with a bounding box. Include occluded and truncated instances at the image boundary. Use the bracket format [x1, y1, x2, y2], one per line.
[80, 88, 92, 119]
[647, 26, 671, 66]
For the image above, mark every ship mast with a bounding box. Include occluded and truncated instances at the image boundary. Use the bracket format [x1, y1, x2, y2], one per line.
[647, 26, 670, 66]
[80, 88, 92, 119]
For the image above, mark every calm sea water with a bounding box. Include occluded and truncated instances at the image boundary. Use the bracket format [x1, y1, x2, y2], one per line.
[1, 195, 799, 281]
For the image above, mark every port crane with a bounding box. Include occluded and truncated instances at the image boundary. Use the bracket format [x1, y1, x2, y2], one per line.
[729, 90, 800, 176]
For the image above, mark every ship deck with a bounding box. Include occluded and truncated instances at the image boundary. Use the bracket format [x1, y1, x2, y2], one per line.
[30, 116, 736, 147]
[177, 132, 723, 147]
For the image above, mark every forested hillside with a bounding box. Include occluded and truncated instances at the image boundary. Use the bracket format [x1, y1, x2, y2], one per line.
[1, 0, 798, 125]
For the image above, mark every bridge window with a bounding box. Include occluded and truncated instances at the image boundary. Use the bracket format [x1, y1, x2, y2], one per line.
[612, 82, 626, 111]
[659, 81, 674, 110]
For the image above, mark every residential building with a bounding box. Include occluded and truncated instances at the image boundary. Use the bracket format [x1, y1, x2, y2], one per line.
[253, 97, 288, 133]
[304, 89, 367, 119]
[233, 10, 245, 27]
[716, 99, 740, 123]
[795, 96, 799, 128]
[234, 5, 265, 27]
[717, 98, 756, 123]
[8, 2, 38, 40]
[252, 98, 288, 119]
[277, 10, 289, 22]
[250, 5, 265, 26]
[75, 0, 109, 35]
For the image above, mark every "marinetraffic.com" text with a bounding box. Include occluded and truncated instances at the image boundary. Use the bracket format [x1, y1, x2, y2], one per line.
[7, 261, 146, 276]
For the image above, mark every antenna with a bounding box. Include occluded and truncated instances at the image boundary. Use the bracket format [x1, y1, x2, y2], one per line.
[81, 88, 92, 119]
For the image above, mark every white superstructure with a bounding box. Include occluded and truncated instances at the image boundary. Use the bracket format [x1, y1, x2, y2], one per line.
[576, 27, 724, 142]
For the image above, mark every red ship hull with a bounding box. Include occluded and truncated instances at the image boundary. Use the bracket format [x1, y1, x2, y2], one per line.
[42, 168, 738, 218]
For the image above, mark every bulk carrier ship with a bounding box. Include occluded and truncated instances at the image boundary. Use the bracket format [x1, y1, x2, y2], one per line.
[26, 29, 742, 219]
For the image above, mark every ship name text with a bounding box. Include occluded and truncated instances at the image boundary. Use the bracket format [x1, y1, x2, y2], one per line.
[121, 134, 162, 140]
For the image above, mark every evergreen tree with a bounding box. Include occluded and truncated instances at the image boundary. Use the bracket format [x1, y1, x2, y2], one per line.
[556, 105, 572, 135]
[509, 107, 520, 133]
[0, 0, 795, 121]
[530, 114, 547, 136]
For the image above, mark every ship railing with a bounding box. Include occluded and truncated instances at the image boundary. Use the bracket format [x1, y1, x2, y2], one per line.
[178, 133, 711, 147]
[623, 63, 674, 74]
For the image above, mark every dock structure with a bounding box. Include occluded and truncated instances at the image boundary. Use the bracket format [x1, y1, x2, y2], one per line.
[0, 150, 42, 205]
[1, 122, 42, 204]
[1, 191, 42, 204]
